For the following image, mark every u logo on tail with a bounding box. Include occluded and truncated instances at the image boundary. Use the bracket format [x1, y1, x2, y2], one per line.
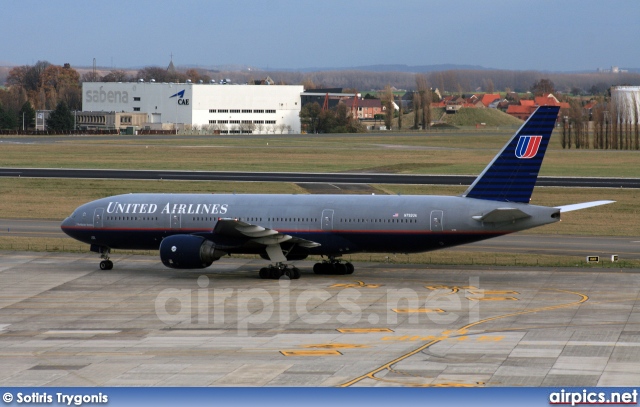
[515, 135, 542, 159]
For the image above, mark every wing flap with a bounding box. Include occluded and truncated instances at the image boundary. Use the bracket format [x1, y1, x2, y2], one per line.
[213, 218, 321, 249]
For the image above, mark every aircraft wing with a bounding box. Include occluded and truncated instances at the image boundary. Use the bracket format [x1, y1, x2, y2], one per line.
[554, 200, 615, 213]
[472, 208, 531, 223]
[213, 218, 321, 248]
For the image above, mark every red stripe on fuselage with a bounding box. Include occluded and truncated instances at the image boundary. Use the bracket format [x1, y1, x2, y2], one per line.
[62, 225, 511, 236]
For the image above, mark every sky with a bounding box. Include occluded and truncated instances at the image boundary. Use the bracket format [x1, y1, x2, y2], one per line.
[1, 0, 639, 72]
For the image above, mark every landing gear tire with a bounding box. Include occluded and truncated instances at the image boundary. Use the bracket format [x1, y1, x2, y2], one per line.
[259, 265, 301, 280]
[334, 263, 347, 275]
[96, 246, 113, 270]
[313, 260, 354, 275]
[345, 263, 355, 274]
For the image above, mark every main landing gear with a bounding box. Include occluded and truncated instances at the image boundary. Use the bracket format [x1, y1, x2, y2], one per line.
[313, 257, 354, 275]
[259, 263, 301, 280]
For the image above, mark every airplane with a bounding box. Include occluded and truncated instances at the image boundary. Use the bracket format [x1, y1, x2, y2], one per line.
[61, 106, 613, 279]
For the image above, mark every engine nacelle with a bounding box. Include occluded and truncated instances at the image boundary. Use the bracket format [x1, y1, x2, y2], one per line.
[159, 235, 224, 269]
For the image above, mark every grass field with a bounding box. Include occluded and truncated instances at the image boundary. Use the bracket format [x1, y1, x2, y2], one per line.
[0, 131, 638, 266]
[1, 132, 639, 176]
[0, 178, 636, 237]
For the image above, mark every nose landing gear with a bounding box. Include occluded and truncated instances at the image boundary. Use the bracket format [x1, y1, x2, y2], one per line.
[91, 245, 113, 270]
[100, 259, 114, 270]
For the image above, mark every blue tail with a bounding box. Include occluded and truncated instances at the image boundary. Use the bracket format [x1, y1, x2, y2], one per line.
[463, 105, 560, 203]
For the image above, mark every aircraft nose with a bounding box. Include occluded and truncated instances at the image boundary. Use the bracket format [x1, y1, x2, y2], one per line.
[60, 213, 76, 233]
[61, 217, 71, 227]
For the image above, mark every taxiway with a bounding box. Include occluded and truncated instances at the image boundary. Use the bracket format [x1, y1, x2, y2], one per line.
[0, 252, 638, 387]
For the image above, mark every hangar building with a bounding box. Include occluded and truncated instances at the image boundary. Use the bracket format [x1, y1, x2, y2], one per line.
[82, 82, 303, 134]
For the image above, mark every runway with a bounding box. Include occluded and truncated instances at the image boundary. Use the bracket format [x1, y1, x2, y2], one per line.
[2, 218, 639, 260]
[0, 252, 638, 387]
[1, 168, 639, 188]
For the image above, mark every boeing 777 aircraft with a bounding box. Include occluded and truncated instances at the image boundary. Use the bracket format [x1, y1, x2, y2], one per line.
[61, 106, 613, 279]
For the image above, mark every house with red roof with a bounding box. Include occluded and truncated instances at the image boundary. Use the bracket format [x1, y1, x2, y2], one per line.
[506, 105, 534, 121]
[340, 98, 398, 120]
[505, 94, 569, 121]
[481, 93, 502, 107]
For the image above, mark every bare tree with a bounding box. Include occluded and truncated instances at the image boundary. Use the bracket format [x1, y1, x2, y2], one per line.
[102, 70, 130, 82]
[301, 77, 317, 90]
[633, 93, 640, 150]
[240, 121, 256, 134]
[530, 78, 556, 96]
[381, 85, 394, 130]
[416, 74, 431, 130]
[412, 92, 421, 130]
[396, 94, 402, 129]
[610, 99, 618, 149]
[485, 78, 495, 93]
[81, 71, 100, 83]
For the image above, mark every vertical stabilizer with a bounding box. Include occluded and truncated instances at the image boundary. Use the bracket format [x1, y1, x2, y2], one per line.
[463, 105, 560, 203]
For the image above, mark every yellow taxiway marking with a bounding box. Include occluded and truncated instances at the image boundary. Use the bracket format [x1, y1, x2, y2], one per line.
[330, 281, 381, 289]
[336, 328, 394, 333]
[303, 344, 368, 349]
[392, 308, 445, 313]
[467, 289, 519, 301]
[339, 289, 589, 387]
[467, 297, 518, 301]
[425, 285, 477, 294]
[280, 350, 342, 356]
[425, 286, 520, 301]
[382, 335, 504, 343]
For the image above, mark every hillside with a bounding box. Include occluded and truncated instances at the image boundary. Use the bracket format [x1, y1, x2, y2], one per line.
[440, 108, 523, 127]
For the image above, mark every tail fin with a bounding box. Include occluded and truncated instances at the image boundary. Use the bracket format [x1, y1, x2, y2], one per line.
[463, 105, 560, 203]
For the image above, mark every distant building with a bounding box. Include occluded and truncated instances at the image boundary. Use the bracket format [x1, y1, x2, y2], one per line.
[505, 93, 569, 121]
[76, 112, 147, 131]
[82, 81, 303, 133]
[611, 86, 640, 123]
[35, 110, 51, 131]
[597, 66, 628, 73]
[339, 97, 384, 119]
[301, 88, 348, 110]
[481, 93, 502, 107]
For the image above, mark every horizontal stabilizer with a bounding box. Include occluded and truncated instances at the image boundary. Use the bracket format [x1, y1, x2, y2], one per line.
[554, 200, 615, 213]
[472, 208, 531, 223]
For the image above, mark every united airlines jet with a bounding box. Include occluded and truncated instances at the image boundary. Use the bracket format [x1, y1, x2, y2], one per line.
[61, 106, 613, 279]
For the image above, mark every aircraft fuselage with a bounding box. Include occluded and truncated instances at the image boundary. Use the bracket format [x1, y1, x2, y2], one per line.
[61, 193, 560, 257]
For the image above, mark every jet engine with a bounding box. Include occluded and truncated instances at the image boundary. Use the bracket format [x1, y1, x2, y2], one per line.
[159, 235, 225, 269]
